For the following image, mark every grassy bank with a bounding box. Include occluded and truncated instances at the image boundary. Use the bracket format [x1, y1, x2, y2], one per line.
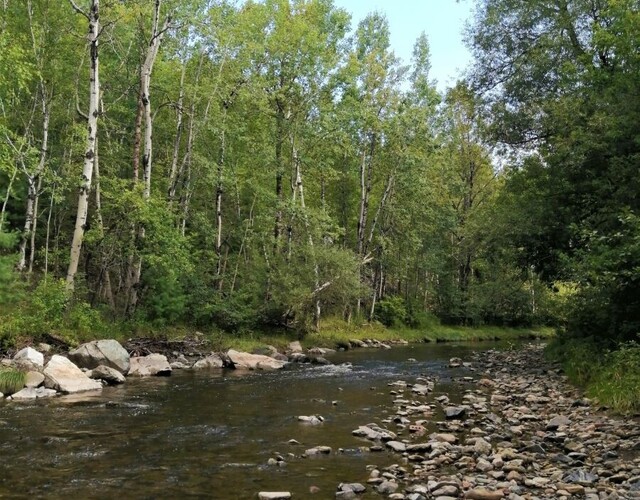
[1, 315, 554, 356]
[546, 337, 640, 414]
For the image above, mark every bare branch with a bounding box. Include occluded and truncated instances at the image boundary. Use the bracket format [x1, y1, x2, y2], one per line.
[68, 0, 89, 20]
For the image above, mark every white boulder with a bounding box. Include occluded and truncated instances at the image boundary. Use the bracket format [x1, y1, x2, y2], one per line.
[44, 355, 102, 394]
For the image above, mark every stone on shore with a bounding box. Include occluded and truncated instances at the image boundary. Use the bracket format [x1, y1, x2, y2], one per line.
[192, 354, 224, 369]
[43, 355, 102, 393]
[14, 347, 44, 369]
[226, 349, 287, 370]
[352, 424, 396, 442]
[128, 354, 172, 376]
[287, 341, 303, 353]
[444, 406, 466, 419]
[68, 339, 130, 374]
[305, 445, 332, 456]
[385, 441, 407, 452]
[90, 365, 126, 384]
[25, 371, 45, 388]
[464, 488, 504, 499]
[10, 386, 57, 400]
[298, 415, 324, 425]
[258, 492, 291, 500]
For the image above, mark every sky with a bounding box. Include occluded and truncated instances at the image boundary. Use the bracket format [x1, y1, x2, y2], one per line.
[332, 0, 474, 91]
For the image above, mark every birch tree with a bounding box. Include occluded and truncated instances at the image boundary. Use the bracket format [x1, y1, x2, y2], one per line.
[66, 0, 100, 290]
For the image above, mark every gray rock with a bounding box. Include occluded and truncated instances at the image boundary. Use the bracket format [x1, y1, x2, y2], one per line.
[444, 406, 466, 419]
[335, 492, 357, 500]
[68, 339, 130, 374]
[352, 424, 396, 442]
[0, 392, 3, 398]
[90, 365, 126, 384]
[377, 481, 398, 494]
[411, 383, 431, 395]
[258, 493, 291, 500]
[192, 354, 224, 369]
[338, 483, 366, 493]
[44, 355, 102, 394]
[227, 349, 287, 370]
[546, 415, 571, 430]
[305, 446, 332, 456]
[25, 371, 45, 388]
[563, 468, 598, 485]
[463, 487, 505, 499]
[449, 357, 463, 367]
[308, 347, 336, 356]
[128, 354, 172, 377]
[10, 387, 57, 400]
[298, 415, 324, 425]
[429, 433, 458, 444]
[433, 485, 459, 496]
[14, 347, 44, 368]
[288, 341, 303, 353]
[473, 437, 492, 455]
[386, 440, 407, 452]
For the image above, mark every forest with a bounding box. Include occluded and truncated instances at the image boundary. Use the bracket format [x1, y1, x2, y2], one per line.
[0, 1, 638, 407]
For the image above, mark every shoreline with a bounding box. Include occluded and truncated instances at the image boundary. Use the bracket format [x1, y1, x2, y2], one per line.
[335, 343, 640, 499]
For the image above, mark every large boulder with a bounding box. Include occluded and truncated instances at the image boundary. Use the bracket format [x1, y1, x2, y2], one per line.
[68, 339, 130, 375]
[128, 354, 172, 377]
[226, 349, 287, 370]
[44, 355, 103, 394]
[14, 347, 44, 369]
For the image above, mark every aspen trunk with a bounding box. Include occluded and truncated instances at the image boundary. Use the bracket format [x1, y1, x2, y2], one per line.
[27, 176, 43, 274]
[215, 116, 226, 280]
[66, 0, 100, 290]
[141, 1, 170, 200]
[167, 62, 186, 202]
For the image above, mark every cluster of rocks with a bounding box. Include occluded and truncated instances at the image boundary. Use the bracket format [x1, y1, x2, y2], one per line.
[348, 338, 409, 350]
[337, 344, 640, 499]
[0, 339, 337, 401]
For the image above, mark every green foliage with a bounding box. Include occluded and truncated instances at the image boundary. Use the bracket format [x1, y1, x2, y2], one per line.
[375, 296, 408, 327]
[0, 367, 26, 396]
[0, 278, 107, 347]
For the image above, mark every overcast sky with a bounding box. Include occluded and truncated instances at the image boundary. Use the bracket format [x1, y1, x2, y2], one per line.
[332, 0, 474, 91]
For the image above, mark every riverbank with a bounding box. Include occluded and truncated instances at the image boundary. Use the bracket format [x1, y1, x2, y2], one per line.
[338, 343, 640, 499]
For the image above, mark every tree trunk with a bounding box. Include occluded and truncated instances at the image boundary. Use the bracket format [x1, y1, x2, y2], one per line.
[167, 61, 186, 202]
[141, 0, 170, 200]
[215, 113, 226, 280]
[66, 0, 100, 290]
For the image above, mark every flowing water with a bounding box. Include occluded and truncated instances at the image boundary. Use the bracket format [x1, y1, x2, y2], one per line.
[0, 342, 509, 499]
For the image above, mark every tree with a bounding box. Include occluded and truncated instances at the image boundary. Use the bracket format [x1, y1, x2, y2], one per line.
[66, 0, 101, 290]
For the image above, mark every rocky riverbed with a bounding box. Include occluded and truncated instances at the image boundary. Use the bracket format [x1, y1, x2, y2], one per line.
[333, 344, 640, 499]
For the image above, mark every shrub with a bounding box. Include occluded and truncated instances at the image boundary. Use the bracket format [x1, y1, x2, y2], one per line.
[375, 296, 408, 327]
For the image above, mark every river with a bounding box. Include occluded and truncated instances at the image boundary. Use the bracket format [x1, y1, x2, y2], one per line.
[0, 342, 511, 499]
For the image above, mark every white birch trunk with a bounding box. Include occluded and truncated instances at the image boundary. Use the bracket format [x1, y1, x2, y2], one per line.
[66, 0, 100, 290]
[141, 0, 170, 200]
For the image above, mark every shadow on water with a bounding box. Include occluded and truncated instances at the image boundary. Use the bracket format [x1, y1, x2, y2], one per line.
[0, 341, 516, 499]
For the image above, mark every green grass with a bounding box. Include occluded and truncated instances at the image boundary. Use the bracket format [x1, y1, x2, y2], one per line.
[302, 317, 553, 349]
[0, 367, 26, 395]
[546, 338, 640, 414]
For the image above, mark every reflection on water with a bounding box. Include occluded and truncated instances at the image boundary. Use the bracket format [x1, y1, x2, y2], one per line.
[0, 341, 508, 499]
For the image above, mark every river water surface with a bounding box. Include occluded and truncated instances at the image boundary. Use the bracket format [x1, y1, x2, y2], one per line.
[0, 342, 509, 499]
